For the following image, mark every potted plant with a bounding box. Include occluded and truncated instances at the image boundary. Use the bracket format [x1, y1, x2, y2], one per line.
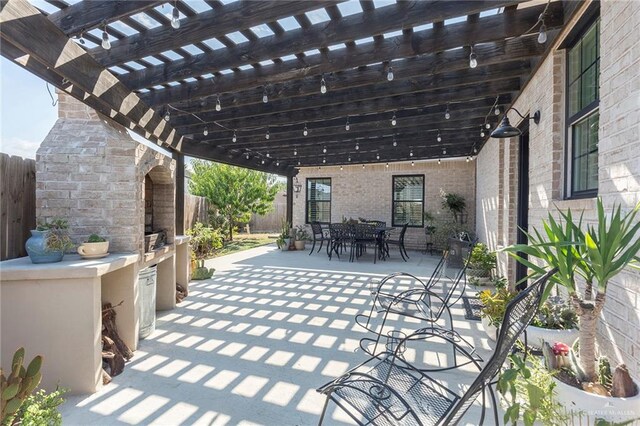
[186, 222, 222, 280]
[504, 199, 640, 421]
[466, 243, 497, 285]
[25, 218, 74, 264]
[441, 191, 466, 224]
[294, 225, 311, 251]
[77, 233, 109, 258]
[277, 220, 291, 251]
[478, 280, 517, 341]
[525, 295, 579, 350]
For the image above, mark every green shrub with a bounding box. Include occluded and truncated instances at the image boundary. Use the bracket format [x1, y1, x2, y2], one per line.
[16, 387, 67, 426]
[87, 234, 106, 243]
[467, 243, 497, 272]
[478, 287, 518, 327]
[187, 222, 223, 267]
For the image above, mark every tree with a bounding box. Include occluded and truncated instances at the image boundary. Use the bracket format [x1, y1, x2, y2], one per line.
[189, 160, 279, 241]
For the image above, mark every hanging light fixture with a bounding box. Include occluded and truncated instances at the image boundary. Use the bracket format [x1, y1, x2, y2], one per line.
[485, 122, 491, 129]
[393, 137, 397, 147]
[469, 45, 478, 68]
[246, 153, 250, 160]
[303, 123, 308, 136]
[437, 131, 442, 143]
[362, 164, 365, 169]
[442, 148, 447, 155]
[409, 149, 414, 157]
[276, 161, 280, 166]
[355, 142, 359, 150]
[340, 165, 344, 171]
[473, 146, 478, 154]
[323, 146, 327, 154]
[265, 128, 270, 140]
[491, 108, 541, 138]
[203, 127, 208, 136]
[232, 130, 237, 142]
[266, 152, 270, 158]
[171, 2, 180, 29]
[345, 117, 350, 131]
[411, 161, 415, 166]
[101, 23, 111, 50]
[480, 125, 486, 138]
[466, 156, 470, 162]
[323, 158, 326, 164]
[494, 105, 500, 116]
[438, 158, 441, 165]
[297, 160, 301, 166]
[387, 66, 394, 81]
[215, 95, 221, 111]
[538, 21, 548, 44]
[444, 105, 451, 120]
[261, 159, 265, 164]
[386, 163, 389, 168]
[293, 147, 297, 156]
[320, 76, 327, 94]
[391, 112, 397, 126]
[262, 88, 268, 103]
[163, 108, 171, 122]
[376, 153, 380, 160]
[348, 156, 351, 162]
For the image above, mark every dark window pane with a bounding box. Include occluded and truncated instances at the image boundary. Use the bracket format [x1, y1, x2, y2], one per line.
[568, 43, 581, 83]
[392, 176, 424, 226]
[581, 23, 598, 67]
[581, 64, 598, 108]
[569, 81, 580, 117]
[306, 178, 331, 223]
[571, 111, 599, 193]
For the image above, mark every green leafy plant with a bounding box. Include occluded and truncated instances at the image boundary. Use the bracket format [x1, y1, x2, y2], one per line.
[187, 222, 223, 268]
[503, 199, 640, 382]
[86, 234, 106, 243]
[295, 225, 311, 241]
[440, 191, 466, 223]
[1, 348, 43, 425]
[498, 351, 568, 426]
[467, 243, 497, 272]
[36, 219, 74, 252]
[15, 387, 67, 426]
[531, 296, 578, 330]
[277, 219, 291, 249]
[478, 287, 518, 327]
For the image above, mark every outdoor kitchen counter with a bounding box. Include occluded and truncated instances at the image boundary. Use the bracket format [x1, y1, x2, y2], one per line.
[0, 253, 140, 395]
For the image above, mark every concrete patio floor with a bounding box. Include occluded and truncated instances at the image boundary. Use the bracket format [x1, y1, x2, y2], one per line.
[61, 244, 497, 425]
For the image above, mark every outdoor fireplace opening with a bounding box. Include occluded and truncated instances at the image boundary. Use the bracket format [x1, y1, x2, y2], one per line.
[143, 165, 174, 253]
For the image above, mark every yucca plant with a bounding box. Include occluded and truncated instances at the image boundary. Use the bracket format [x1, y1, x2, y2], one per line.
[504, 199, 640, 381]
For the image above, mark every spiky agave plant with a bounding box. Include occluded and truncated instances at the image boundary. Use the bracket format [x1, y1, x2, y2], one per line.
[504, 199, 640, 381]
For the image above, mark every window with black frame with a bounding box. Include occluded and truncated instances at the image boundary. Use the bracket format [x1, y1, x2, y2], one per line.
[306, 178, 331, 223]
[392, 175, 424, 227]
[567, 17, 600, 197]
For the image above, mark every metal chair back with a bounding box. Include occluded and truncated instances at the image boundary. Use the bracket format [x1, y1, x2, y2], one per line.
[310, 221, 324, 237]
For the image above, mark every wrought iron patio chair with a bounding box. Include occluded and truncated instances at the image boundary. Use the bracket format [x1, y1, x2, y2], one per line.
[351, 223, 379, 263]
[328, 223, 353, 260]
[355, 237, 475, 336]
[317, 268, 556, 426]
[309, 221, 330, 255]
[385, 222, 409, 261]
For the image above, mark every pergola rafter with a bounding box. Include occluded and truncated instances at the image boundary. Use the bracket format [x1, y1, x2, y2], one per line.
[0, 0, 577, 174]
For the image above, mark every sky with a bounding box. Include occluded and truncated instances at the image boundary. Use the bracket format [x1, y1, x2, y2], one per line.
[0, 57, 58, 159]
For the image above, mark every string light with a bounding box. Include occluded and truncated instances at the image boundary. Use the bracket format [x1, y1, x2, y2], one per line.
[386, 163, 389, 168]
[348, 156, 351, 162]
[246, 153, 250, 160]
[101, 24, 111, 50]
[262, 88, 268, 103]
[303, 123, 308, 136]
[320, 76, 327, 94]
[393, 137, 397, 147]
[232, 130, 237, 142]
[437, 132, 442, 143]
[391, 112, 397, 126]
[294, 148, 297, 156]
[355, 142, 359, 150]
[538, 22, 548, 44]
[438, 158, 441, 165]
[345, 117, 350, 131]
[265, 129, 270, 140]
[323, 158, 326, 164]
[494, 105, 500, 116]
[409, 149, 414, 157]
[323, 146, 327, 154]
[442, 148, 447, 155]
[362, 164, 365, 169]
[340, 165, 343, 171]
[473, 146, 478, 154]
[203, 127, 208, 136]
[171, 2, 180, 29]
[444, 104, 451, 120]
[469, 45, 478, 68]
[480, 126, 486, 137]
[297, 160, 301, 166]
[376, 153, 380, 160]
[215, 95, 221, 111]
[485, 122, 491, 129]
[266, 152, 270, 158]
[276, 161, 280, 166]
[261, 159, 265, 164]
[387, 66, 394, 81]
[411, 161, 415, 166]
[466, 156, 470, 162]
[163, 109, 170, 122]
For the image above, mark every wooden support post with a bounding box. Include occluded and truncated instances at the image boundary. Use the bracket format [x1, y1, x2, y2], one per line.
[175, 152, 185, 235]
[286, 176, 294, 226]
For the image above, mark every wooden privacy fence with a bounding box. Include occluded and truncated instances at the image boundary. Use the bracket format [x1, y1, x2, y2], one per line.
[249, 191, 287, 233]
[1, 153, 36, 260]
[184, 193, 210, 231]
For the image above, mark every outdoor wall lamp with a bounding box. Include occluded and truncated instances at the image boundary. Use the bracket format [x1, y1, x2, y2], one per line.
[293, 177, 302, 198]
[490, 108, 541, 138]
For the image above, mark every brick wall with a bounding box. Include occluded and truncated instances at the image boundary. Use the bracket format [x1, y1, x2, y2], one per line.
[293, 159, 476, 250]
[36, 92, 175, 255]
[475, 1, 640, 375]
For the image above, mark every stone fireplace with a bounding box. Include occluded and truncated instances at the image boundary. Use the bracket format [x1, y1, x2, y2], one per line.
[36, 91, 176, 257]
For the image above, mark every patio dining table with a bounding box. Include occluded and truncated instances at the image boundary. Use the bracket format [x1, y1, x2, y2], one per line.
[327, 223, 394, 263]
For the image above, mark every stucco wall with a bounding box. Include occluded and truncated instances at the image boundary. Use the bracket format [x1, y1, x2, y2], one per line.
[293, 159, 476, 251]
[475, 0, 640, 375]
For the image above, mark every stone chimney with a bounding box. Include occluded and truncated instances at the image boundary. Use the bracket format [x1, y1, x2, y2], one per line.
[36, 92, 175, 255]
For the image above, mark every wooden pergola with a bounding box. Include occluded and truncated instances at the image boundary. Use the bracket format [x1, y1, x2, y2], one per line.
[1, 0, 579, 178]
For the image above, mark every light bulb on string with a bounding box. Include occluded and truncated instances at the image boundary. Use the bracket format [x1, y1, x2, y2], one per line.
[376, 153, 380, 160]
[485, 122, 491, 129]
[232, 130, 237, 143]
[442, 148, 447, 155]
[444, 105, 451, 120]
[469, 45, 478, 68]
[391, 112, 397, 126]
[265, 129, 270, 140]
[348, 156, 351, 162]
[246, 153, 250, 160]
[303, 123, 308, 136]
[411, 161, 415, 167]
[340, 165, 343, 171]
[101, 25, 111, 50]
[345, 117, 350, 131]
[320, 76, 327, 94]
[171, 3, 180, 29]
[323, 158, 326, 164]
[203, 127, 208, 136]
[438, 158, 441, 165]
[266, 152, 270, 158]
[494, 105, 500, 116]
[538, 22, 547, 44]
[466, 156, 470, 163]
[293, 148, 297, 156]
[355, 142, 359, 151]
[385, 163, 389, 168]
[297, 160, 301, 166]
[323, 146, 327, 154]
[362, 164, 365, 169]
[473, 146, 478, 154]
[276, 161, 280, 166]
[409, 149, 413, 157]
[215, 95, 221, 111]
[262, 88, 268, 103]
[261, 159, 265, 164]
[387, 66, 394, 81]
[437, 132, 442, 143]
[393, 137, 397, 147]
[163, 109, 170, 122]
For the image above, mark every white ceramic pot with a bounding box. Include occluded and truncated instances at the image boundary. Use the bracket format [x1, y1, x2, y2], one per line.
[553, 375, 640, 423]
[523, 325, 579, 350]
[481, 316, 498, 341]
[77, 241, 109, 256]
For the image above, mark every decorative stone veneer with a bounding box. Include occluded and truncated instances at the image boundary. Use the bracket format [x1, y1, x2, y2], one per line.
[293, 159, 476, 251]
[476, 0, 640, 375]
[36, 92, 175, 255]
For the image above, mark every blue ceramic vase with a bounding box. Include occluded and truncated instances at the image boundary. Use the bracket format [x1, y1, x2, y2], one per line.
[25, 230, 64, 264]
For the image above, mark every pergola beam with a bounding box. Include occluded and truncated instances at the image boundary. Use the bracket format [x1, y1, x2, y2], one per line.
[123, 0, 533, 90]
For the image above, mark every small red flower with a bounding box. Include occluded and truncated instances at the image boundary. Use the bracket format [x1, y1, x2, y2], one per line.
[552, 342, 570, 356]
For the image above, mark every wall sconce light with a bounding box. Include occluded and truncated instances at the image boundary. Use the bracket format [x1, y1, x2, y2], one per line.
[491, 108, 541, 138]
[293, 177, 302, 198]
